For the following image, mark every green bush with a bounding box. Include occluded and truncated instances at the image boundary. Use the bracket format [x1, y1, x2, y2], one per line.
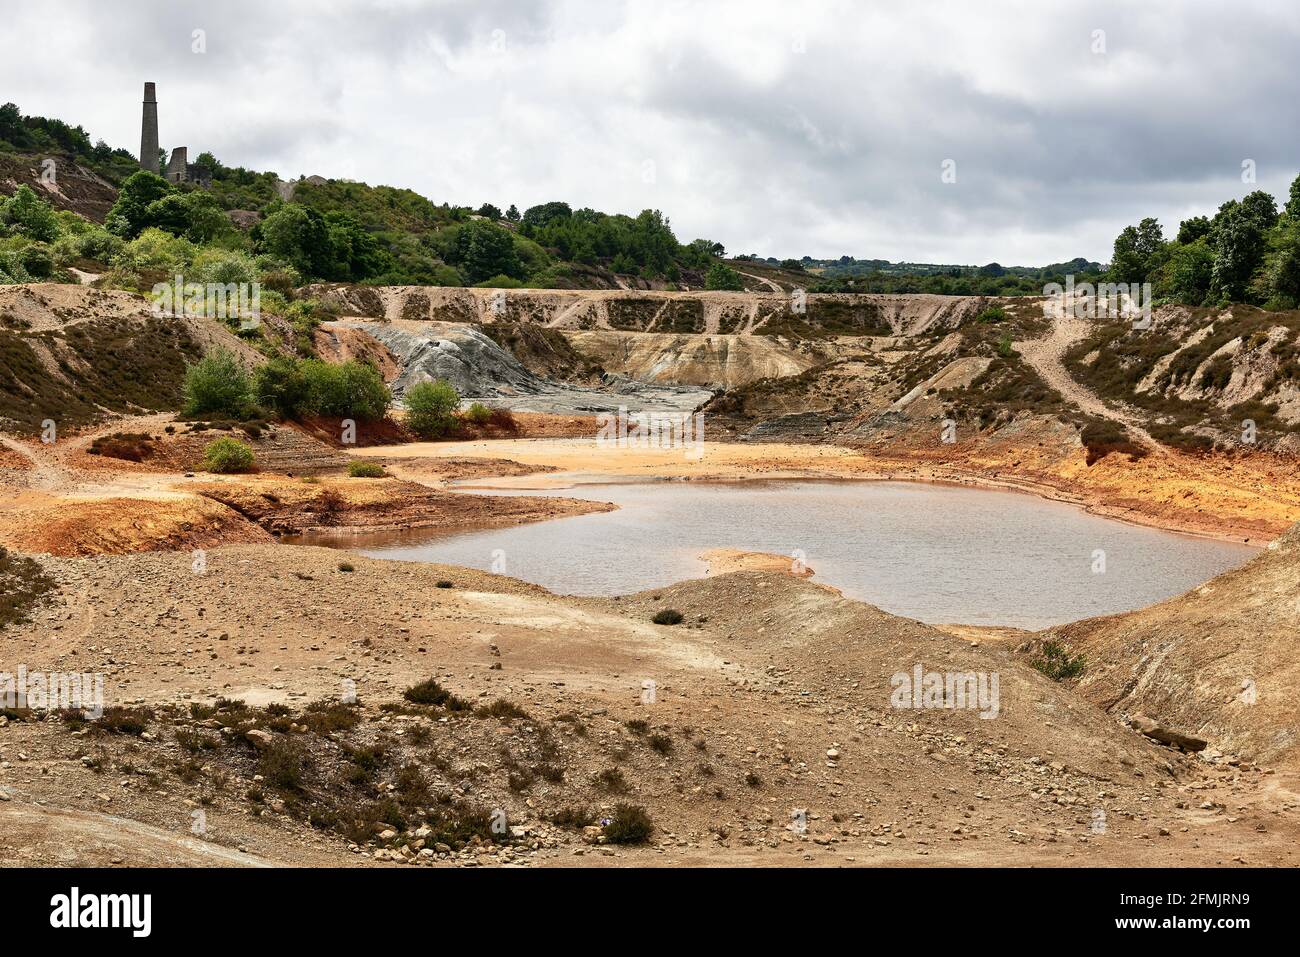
[1028, 640, 1086, 681]
[347, 460, 385, 478]
[704, 262, 744, 291]
[299, 359, 391, 420]
[253, 357, 311, 420]
[404, 379, 461, 438]
[203, 437, 255, 473]
[191, 247, 257, 285]
[16, 243, 54, 278]
[183, 349, 254, 419]
[465, 402, 493, 425]
[0, 185, 59, 243]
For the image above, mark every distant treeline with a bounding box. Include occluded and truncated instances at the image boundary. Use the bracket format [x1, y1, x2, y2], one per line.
[805, 258, 1106, 296]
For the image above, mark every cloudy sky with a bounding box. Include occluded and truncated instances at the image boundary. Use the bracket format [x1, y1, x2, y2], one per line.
[3, 0, 1298, 265]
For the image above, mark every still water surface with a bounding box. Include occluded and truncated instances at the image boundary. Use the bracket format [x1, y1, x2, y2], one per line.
[309, 480, 1256, 629]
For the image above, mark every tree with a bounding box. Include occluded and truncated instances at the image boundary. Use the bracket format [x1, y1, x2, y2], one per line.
[403, 379, 461, 438]
[0, 185, 59, 242]
[257, 203, 332, 278]
[1176, 215, 1211, 245]
[705, 262, 744, 291]
[685, 238, 724, 267]
[1209, 196, 1276, 302]
[505, 204, 520, 222]
[183, 191, 232, 243]
[1265, 221, 1300, 306]
[1238, 190, 1279, 231]
[193, 151, 225, 179]
[253, 357, 312, 420]
[1287, 174, 1300, 220]
[183, 350, 254, 419]
[322, 211, 385, 281]
[1109, 217, 1164, 284]
[297, 360, 390, 419]
[0, 103, 22, 145]
[105, 171, 172, 237]
[1159, 240, 1215, 305]
[143, 193, 192, 236]
[521, 201, 572, 231]
[456, 220, 522, 283]
[476, 203, 502, 219]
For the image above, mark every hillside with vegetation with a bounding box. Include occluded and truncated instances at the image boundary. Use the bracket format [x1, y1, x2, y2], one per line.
[792, 256, 1107, 297]
[0, 101, 743, 295]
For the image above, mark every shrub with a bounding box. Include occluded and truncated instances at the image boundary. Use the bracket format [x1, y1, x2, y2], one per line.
[976, 305, 1006, 323]
[0, 546, 58, 630]
[652, 609, 684, 626]
[347, 460, 386, 478]
[648, 733, 674, 755]
[487, 408, 519, 433]
[299, 359, 391, 420]
[476, 699, 530, 721]
[87, 432, 155, 462]
[402, 678, 472, 710]
[464, 402, 493, 425]
[704, 262, 744, 291]
[603, 804, 654, 844]
[17, 243, 54, 278]
[183, 349, 253, 419]
[547, 806, 597, 829]
[176, 729, 220, 752]
[257, 739, 308, 791]
[404, 379, 461, 438]
[0, 186, 59, 242]
[314, 488, 344, 521]
[191, 247, 257, 285]
[203, 437, 255, 473]
[1028, 640, 1086, 681]
[301, 700, 361, 734]
[1079, 419, 1148, 465]
[253, 357, 311, 420]
[94, 706, 153, 736]
[595, 767, 629, 793]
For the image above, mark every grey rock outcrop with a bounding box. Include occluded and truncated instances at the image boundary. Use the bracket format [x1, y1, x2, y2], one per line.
[336, 320, 712, 415]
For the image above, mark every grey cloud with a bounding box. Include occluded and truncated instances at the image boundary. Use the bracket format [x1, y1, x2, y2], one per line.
[1, 0, 1297, 264]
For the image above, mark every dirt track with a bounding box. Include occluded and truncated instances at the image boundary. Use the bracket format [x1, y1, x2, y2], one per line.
[1016, 315, 1161, 449]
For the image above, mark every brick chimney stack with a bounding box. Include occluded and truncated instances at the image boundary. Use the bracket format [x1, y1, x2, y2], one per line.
[140, 82, 159, 174]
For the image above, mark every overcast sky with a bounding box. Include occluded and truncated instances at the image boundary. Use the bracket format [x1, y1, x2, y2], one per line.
[3, 0, 1298, 265]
